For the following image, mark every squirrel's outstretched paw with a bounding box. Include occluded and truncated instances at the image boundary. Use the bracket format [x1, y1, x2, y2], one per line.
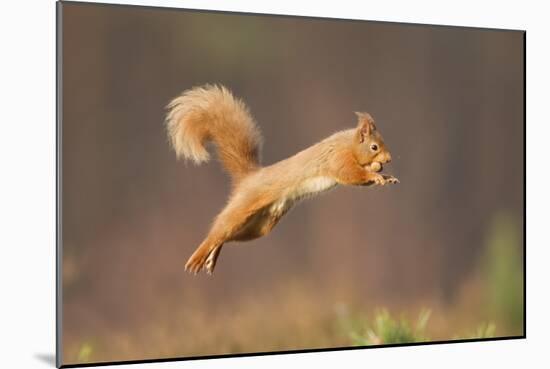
[371, 173, 386, 186]
[370, 173, 399, 186]
[383, 175, 399, 184]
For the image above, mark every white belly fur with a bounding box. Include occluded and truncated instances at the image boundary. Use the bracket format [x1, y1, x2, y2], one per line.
[270, 176, 337, 216]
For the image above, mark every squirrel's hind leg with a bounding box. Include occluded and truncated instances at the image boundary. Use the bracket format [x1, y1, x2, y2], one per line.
[185, 238, 224, 275]
[204, 245, 223, 275]
[185, 190, 275, 275]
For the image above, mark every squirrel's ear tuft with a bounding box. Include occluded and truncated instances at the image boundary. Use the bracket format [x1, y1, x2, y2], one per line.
[355, 112, 376, 143]
[355, 111, 370, 120]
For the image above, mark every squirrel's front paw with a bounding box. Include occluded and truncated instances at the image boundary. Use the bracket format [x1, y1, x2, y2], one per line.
[382, 174, 400, 184]
[371, 173, 386, 186]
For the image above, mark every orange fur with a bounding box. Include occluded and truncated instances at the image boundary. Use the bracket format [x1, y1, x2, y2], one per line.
[165, 84, 262, 182]
[165, 85, 398, 275]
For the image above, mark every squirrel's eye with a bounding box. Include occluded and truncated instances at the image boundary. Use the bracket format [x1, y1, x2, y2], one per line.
[370, 144, 378, 151]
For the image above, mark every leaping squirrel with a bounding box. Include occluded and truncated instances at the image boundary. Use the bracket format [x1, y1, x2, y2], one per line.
[165, 84, 398, 275]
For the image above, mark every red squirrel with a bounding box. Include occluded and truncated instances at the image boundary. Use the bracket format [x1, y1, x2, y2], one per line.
[165, 84, 398, 275]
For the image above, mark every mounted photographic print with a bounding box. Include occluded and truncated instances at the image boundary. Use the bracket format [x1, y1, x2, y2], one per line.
[56, 1, 525, 367]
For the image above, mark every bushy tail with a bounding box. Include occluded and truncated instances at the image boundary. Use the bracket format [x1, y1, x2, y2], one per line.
[165, 84, 263, 182]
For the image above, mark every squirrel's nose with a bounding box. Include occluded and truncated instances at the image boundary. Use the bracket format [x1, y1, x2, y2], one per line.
[386, 153, 392, 163]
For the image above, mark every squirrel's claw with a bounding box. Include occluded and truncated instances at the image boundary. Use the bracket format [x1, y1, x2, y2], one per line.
[382, 174, 399, 184]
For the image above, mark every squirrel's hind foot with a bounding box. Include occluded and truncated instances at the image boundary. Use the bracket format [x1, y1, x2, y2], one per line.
[204, 246, 222, 275]
[185, 243, 223, 275]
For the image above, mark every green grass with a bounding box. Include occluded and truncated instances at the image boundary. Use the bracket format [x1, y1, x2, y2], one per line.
[347, 309, 431, 346]
[453, 322, 497, 340]
[344, 309, 496, 346]
[483, 213, 523, 332]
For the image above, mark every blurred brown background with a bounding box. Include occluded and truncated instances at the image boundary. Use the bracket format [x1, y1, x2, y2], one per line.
[60, 2, 524, 365]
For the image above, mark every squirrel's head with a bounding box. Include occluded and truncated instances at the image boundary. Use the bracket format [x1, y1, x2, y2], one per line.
[353, 112, 392, 172]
